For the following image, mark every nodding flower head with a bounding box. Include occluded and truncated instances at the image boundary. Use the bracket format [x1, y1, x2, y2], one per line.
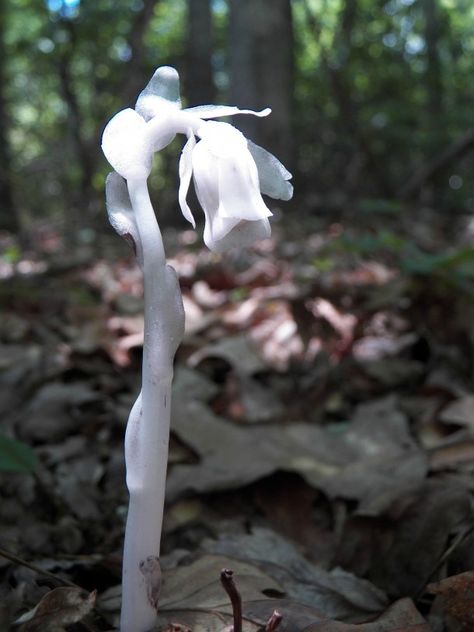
[102, 66, 293, 252]
[179, 122, 271, 251]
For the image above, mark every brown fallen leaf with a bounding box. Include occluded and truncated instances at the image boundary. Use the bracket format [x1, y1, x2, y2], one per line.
[253, 473, 332, 565]
[429, 438, 474, 471]
[427, 571, 474, 628]
[337, 479, 473, 599]
[153, 553, 424, 632]
[20, 381, 100, 443]
[243, 597, 429, 632]
[188, 335, 268, 376]
[203, 527, 388, 622]
[439, 395, 474, 432]
[154, 554, 288, 631]
[300, 597, 430, 631]
[14, 586, 96, 631]
[168, 395, 427, 512]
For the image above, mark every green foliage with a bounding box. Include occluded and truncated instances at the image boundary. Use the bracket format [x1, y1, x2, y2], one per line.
[401, 247, 474, 297]
[1, 0, 473, 233]
[328, 228, 474, 297]
[334, 230, 408, 257]
[0, 432, 38, 473]
[1, 244, 21, 263]
[293, 0, 474, 203]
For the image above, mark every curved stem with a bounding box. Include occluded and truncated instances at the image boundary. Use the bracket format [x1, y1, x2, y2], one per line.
[120, 178, 184, 632]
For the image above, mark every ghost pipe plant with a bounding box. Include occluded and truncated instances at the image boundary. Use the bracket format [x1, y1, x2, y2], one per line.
[101, 66, 293, 632]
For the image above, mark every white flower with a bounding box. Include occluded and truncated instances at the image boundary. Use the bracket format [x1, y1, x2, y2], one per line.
[102, 66, 293, 252]
[179, 122, 276, 251]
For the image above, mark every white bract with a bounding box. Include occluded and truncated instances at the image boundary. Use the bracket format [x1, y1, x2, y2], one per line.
[101, 66, 292, 632]
[102, 65, 293, 251]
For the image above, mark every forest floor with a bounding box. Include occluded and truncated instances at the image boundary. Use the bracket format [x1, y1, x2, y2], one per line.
[0, 203, 473, 631]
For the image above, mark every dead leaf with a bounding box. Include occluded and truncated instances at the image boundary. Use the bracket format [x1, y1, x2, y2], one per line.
[20, 382, 100, 442]
[427, 571, 474, 628]
[429, 437, 474, 471]
[107, 313, 144, 365]
[192, 280, 227, 309]
[169, 396, 427, 511]
[242, 599, 327, 632]
[55, 454, 105, 520]
[153, 556, 425, 632]
[202, 527, 388, 622]
[0, 345, 46, 416]
[64, 303, 112, 355]
[154, 554, 286, 632]
[14, 586, 96, 631]
[360, 357, 425, 388]
[253, 474, 334, 565]
[172, 366, 220, 404]
[439, 395, 474, 432]
[216, 372, 285, 423]
[168, 400, 280, 499]
[0, 344, 39, 371]
[300, 597, 429, 631]
[338, 480, 473, 599]
[250, 301, 306, 369]
[188, 335, 268, 376]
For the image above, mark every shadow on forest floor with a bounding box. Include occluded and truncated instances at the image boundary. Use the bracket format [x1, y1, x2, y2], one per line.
[0, 205, 473, 630]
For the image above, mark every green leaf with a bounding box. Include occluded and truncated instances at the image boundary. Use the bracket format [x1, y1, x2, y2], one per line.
[0, 432, 38, 473]
[335, 231, 407, 256]
[402, 248, 474, 277]
[358, 198, 403, 215]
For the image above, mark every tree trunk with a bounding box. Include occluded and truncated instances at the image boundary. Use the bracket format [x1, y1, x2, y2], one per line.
[56, 19, 96, 232]
[0, 0, 20, 234]
[421, 0, 443, 120]
[229, 0, 294, 164]
[303, 0, 394, 198]
[185, 0, 215, 105]
[122, 0, 161, 108]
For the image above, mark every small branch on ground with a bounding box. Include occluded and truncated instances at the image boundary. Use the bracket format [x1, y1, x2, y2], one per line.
[416, 522, 474, 601]
[0, 545, 78, 588]
[220, 568, 242, 632]
[265, 609, 283, 631]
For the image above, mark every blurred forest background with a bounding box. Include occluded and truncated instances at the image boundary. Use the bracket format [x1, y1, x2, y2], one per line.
[2, 1, 474, 630]
[1, 0, 473, 246]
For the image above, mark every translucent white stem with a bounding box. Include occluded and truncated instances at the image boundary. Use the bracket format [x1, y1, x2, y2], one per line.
[120, 178, 185, 632]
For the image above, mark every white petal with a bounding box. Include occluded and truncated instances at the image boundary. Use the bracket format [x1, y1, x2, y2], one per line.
[192, 141, 239, 246]
[247, 140, 293, 201]
[191, 141, 220, 237]
[105, 172, 143, 264]
[135, 66, 181, 122]
[205, 215, 240, 244]
[208, 219, 271, 253]
[101, 109, 152, 180]
[178, 134, 196, 227]
[197, 121, 247, 158]
[183, 105, 271, 119]
[105, 172, 135, 235]
[192, 130, 274, 253]
[196, 123, 274, 224]
[216, 146, 272, 221]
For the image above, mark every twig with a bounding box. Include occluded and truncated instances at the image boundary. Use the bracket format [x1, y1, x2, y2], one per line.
[220, 568, 242, 632]
[265, 610, 282, 631]
[416, 522, 474, 601]
[0, 547, 103, 632]
[0, 545, 78, 588]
